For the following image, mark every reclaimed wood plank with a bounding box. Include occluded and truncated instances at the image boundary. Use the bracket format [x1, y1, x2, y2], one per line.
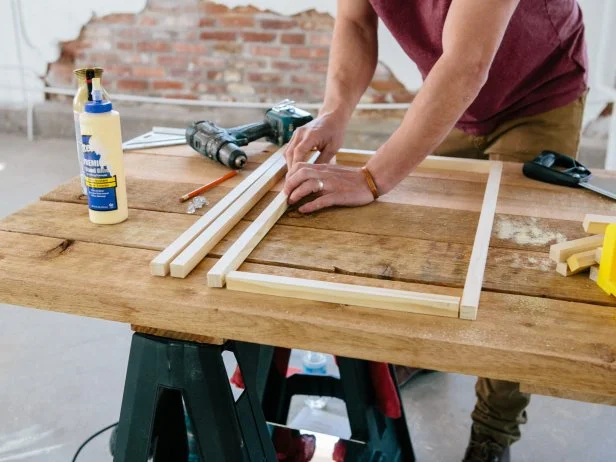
[41, 177, 588, 253]
[2, 200, 615, 307]
[1, 231, 615, 398]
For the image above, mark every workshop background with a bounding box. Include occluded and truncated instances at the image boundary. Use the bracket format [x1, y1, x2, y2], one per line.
[1, 1, 615, 461]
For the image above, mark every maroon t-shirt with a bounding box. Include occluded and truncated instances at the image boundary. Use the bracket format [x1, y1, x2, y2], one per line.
[369, 0, 588, 135]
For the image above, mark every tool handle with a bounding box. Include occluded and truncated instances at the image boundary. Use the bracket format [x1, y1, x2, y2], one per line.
[522, 151, 591, 188]
[229, 122, 273, 145]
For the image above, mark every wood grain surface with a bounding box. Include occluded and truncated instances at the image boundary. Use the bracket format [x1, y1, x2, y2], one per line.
[1, 231, 615, 398]
[2, 142, 616, 401]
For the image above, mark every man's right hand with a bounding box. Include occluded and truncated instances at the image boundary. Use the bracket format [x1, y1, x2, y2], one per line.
[284, 111, 347, 173]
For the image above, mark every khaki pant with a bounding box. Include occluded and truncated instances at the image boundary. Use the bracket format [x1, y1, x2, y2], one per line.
[435, 93, 587, 447]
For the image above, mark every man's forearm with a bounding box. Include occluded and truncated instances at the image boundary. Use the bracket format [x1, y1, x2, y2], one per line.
[366, 55, 488, 193]
[320, 16, 378, 122]
[365, 0, 519, 194]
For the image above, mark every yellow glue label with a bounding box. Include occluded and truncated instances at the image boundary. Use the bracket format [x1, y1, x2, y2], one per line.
[85, 176, 118, 189]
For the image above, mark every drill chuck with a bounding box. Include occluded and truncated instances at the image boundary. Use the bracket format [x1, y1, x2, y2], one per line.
[186, 121, 247, 169]
[218, 143, 247, 169]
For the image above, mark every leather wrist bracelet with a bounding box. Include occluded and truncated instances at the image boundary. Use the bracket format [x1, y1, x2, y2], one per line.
[361, 166, 379, 200]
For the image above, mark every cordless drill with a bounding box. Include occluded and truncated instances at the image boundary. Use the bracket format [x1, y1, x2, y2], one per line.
[186, 100, 313, 169]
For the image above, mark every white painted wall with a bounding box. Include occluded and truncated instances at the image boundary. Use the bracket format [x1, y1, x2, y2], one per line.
[0, 0, 146, 106]
[1, 0, 614, 122]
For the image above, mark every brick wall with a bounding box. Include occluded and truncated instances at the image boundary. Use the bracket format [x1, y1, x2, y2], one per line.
[46, 0, 413, 104]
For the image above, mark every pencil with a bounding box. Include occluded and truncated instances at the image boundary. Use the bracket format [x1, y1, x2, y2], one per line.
[180, 170, 238, 202]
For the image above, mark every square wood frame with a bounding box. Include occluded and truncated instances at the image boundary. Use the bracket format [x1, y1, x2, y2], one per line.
[206, 149, 503, 321]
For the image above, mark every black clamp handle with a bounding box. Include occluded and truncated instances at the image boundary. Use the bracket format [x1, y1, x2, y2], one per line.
[522, 151, 591, 187]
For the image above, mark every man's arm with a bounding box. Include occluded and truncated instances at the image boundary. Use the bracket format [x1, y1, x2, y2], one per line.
[285, 0, 378, 168]
[366, 0, 520, 195]
[321, 0, 378, 122]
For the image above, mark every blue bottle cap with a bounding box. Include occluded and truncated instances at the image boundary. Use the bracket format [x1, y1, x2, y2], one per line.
[85, 100, 113, 113]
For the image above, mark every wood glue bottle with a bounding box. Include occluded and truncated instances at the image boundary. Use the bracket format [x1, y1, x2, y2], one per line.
[79, 78, 128, 224]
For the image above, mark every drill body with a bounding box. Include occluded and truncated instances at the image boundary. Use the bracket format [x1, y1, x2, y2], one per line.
[186, 101, 313, 169]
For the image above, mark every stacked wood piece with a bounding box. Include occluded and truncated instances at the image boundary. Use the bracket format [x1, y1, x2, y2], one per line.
[550, 214, 615, 280]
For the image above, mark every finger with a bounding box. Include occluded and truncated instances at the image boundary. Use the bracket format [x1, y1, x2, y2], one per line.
[292, 139, 317, 168]
[285, 131, 302, 173]
[283, 164, 320, 195]
[316, 146, 336, 164]
[298, 193, 337, 214]
[288, 178, 324, 204]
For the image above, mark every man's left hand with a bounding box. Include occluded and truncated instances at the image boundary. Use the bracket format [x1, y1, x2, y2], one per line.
[283, 163, 375, 214]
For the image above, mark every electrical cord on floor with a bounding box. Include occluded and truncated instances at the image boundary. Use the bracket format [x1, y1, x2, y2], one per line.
[71, 422, 118, 462]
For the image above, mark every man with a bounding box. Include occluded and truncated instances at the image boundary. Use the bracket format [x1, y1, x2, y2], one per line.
[283, 0, 587, 461]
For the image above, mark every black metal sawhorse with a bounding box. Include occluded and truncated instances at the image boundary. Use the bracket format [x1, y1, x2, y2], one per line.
[112, 332, 415, 461]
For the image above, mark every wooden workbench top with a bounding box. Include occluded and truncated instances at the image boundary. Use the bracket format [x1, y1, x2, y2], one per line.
[1, 142, 615, 400]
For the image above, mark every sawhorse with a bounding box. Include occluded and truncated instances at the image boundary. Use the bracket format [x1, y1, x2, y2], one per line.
[112, 328, 416, 461]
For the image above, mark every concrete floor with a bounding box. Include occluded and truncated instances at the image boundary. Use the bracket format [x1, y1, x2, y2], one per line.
[0, 134, 615, 461]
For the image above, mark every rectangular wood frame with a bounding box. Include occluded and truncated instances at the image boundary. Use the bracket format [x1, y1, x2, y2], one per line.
[208, 149, 503, 320]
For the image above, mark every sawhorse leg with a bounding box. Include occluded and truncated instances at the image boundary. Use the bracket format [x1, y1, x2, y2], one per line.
[113, 333, 277, 462]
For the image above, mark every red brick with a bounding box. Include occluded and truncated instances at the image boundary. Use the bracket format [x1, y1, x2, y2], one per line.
[103, 65, 133, 78]
[291, 74, 324, 86]
[60, 39, 87, 61]
[199, 17, 216, 27]
[100, 13, 135, 24]
[133, 66, 166, 78]
[241, 32, 276, 43]
[271, 60, 305, 71]
[240, 59, 267, 70]
[207, 70, 223, 80]
[309, 33, 331, 46]
[137, 41, 171, 52]
[116, 79, 148, 91]
[185, 30, 200, 41]
[169, 68, 202, 79]
[157, 55, 189, 66]
[309, 62, 329, 73]
[192, 83, 227, 94]
[218, 16, 255, 28]
[116, 41, 133, 51]
[203, 3, 230, 15]
[281, 33, 305, 45]
[83, 52, 117, 63]
[231, 5, 260, 14]
[196, 56, 227, 68]
[46, 63, 74, 86]
[290, 47, 328, 59]
[271, 86, 307, 98]
[260, 19, 297, 30]
[252, 46, 283, 57]
[200, 31, 237, 41]
[247, 72, 282, 84]
[294, 10, 335, 31]
[118, 28, 147, 40]
[138, 14, 158, 26]
[212, 42, 242, 54]
[173, 42, 207, 53]
[152, 80, 184, 90]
